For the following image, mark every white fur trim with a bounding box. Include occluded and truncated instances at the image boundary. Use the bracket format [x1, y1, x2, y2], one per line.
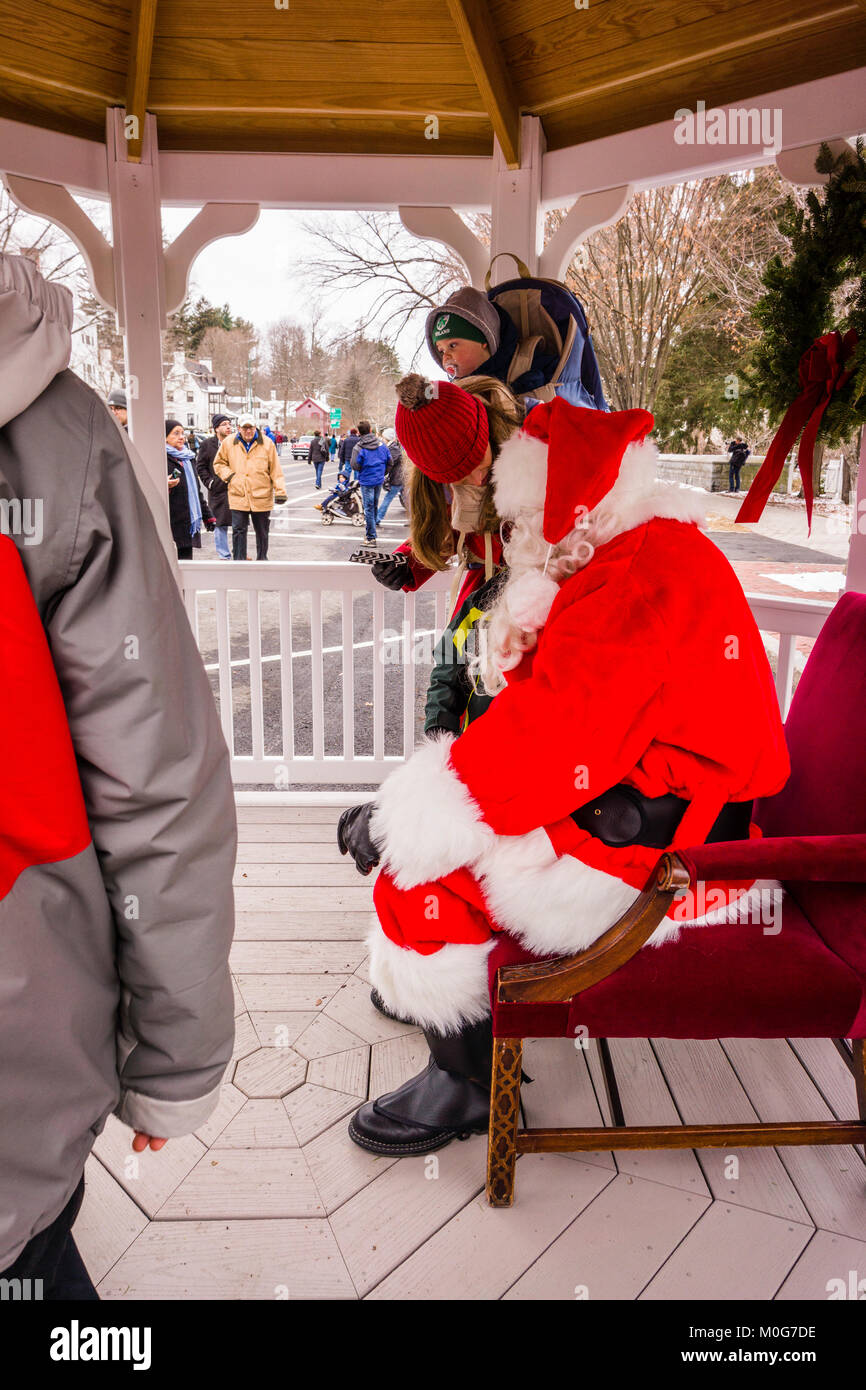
[492, 430, 547, 518]
[475, 829, 642, 955]
[367, 921, 494, 1035]
[371, 733, 495, 891]
[592, 439, 707, 537]
[505, 570, 561, 630]
[493, 430, 706, 545]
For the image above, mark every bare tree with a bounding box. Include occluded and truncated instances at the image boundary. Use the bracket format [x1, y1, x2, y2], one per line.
[299, 177, 792, 419]
[0, 186, 83, 286]
[560, 172, 794, 413]
[301, 211, 476, 342]
[196, 325, 263, 400]
[328, 334, 403, 429]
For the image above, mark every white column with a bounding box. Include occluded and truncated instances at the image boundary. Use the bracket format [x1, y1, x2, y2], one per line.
[106, 109, 168, 505]
[489, 115, 545, 276]
[845, 430, 866, 594]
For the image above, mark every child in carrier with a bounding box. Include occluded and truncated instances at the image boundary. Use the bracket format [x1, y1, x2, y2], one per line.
[426, 286, 557, 400]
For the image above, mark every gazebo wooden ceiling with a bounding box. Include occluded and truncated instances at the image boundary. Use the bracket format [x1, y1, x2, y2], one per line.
[1, 0, 865, 167]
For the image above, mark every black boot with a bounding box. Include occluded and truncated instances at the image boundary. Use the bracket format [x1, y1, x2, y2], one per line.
[369, 987, 414, 1024]
[348, 1016, 492, 1155]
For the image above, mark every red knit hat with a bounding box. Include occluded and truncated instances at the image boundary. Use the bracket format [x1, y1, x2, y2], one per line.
[394, 374, 489, 484]
[521, 398, 654, 543]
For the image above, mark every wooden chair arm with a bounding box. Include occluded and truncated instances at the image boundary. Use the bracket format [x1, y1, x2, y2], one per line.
[496, 852, 691, 1004]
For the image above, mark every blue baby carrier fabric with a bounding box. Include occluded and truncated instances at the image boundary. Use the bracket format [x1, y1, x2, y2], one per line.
[485, 255, 608, 411]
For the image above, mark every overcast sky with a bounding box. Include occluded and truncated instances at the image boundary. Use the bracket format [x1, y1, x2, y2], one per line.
[162, 207, 431, 373]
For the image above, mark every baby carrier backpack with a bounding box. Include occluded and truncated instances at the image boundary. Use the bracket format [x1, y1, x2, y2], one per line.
[485, 253, 608, 410]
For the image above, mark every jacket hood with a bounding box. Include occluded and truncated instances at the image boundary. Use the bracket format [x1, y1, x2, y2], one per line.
[0, 253, 73, 428]
[358, 433, 384, 449]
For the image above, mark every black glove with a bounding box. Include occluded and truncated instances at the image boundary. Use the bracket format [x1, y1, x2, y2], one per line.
[337, 802, 382, 876]
[274, 496, 287, 505]
[371, 555, 409, 591]
[204, 518, 215, 532]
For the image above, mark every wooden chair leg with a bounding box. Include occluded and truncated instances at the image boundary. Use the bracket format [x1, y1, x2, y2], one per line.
[852, 1040, 866, 1121]
[597, 1037, 626, 1127]
[486, 1037, 523, 1207]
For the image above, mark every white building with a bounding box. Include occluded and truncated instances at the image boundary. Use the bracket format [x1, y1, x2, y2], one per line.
[163, 352, 227, 430]
[68, 307, 121, 400]
[225, 391, 282, 431]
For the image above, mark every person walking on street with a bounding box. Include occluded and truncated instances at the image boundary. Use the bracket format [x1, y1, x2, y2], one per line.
[166, 420, 214, 560]
[0, 251, 236, 1298]
[328, 431, 338, 462]
[196, 414, 234, 559]
[339, 426, 359, 472]
[308, 429, 330, 488]
[728, 436, 751, 493]
[351, 418, 391, 546]
[376, 426, 404, 524]
[213, 412, 287, 561]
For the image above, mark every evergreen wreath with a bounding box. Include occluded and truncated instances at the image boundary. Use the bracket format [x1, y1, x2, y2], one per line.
[748, 138, 866, 445]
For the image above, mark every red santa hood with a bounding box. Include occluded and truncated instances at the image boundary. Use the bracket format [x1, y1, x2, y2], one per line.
[493, 398, 705, 546]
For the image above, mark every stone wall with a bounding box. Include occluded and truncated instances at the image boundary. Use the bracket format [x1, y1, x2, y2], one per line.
[656, 453, 781, 494]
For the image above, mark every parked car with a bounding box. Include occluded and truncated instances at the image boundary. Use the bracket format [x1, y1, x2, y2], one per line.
[292, 434, 314, 460]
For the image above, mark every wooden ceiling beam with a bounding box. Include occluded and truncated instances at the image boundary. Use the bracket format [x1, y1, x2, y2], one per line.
[125, 0, 158, 162]
[445, 0, 522, 167]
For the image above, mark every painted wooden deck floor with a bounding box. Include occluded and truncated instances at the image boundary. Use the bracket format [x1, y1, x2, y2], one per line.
[73, 805, 866, 1301]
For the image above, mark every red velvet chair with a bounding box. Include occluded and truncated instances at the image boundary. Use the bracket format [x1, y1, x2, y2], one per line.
[485, 590, 866, 1205]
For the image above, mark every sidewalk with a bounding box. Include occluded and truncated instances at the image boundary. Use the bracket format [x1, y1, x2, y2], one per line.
[703, 491, 848, 602]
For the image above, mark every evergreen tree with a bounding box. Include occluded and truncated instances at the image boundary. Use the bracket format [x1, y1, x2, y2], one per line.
[168, 296, 235, 356]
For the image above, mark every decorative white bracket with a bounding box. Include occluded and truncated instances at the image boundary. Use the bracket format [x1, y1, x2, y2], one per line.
[163, 202, 260, 313]
[775, 137, 856, 187]
[539, 184, 633, 282]
[3, 150, 260, 326]
[398, 204, 488, 288]
[2, 171, 116, 310]
[399, 182, 633, 291]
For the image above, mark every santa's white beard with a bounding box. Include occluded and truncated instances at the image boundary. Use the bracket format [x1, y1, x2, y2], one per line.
[472, 509, 600, 696]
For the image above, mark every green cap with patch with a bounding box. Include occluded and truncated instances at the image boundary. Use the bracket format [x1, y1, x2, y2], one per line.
[430, 312, 488, 346]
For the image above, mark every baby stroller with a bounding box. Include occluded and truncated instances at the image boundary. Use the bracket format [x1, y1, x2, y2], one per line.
[320, 477, 365, 526]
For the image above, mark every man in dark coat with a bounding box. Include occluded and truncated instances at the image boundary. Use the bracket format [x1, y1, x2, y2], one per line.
[197, 414, 234, 559]
[338, 427, 359, 470]
[107, 387, 128, 431]
[727, 436, 751, 493]
[308, 429, 330, 488]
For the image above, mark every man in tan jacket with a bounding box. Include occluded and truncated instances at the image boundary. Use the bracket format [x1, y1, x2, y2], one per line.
[213, 412, 287, 560]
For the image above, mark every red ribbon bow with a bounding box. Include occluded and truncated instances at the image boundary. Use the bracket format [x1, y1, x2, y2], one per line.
[736, 329, 858, 531]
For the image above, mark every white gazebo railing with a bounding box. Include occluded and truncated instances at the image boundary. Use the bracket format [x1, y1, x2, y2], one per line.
[180, 561, 452, 788]
[745, 592, 833, 720]
[179, 562, 834, 790]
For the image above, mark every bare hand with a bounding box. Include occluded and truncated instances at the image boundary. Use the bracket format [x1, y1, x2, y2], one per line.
[132, 1132, 168, 1152]
[168, 477, 181, 489]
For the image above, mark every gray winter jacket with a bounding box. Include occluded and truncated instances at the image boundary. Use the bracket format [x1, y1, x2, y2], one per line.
[0, 253, 236, 1270]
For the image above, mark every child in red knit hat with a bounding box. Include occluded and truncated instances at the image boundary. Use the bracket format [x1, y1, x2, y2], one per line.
[372, 373, 523, 749]
[373, 373, 522, 610]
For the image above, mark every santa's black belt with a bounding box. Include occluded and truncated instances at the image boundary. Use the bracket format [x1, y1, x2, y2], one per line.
[571, 785, 753, 849]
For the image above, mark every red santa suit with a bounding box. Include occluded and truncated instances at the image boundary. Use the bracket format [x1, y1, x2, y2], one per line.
[366, 399, 791, 1034]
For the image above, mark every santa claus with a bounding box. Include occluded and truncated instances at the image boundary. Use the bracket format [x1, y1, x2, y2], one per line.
[339, 384, 790, 1157]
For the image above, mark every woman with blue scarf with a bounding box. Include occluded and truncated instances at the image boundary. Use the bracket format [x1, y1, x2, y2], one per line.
[166, 420, 213, 559]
